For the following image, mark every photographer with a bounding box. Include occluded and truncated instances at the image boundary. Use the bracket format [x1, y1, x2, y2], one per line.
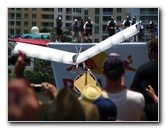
[147, 21, 156, 39]
[55, 17, 63, 42]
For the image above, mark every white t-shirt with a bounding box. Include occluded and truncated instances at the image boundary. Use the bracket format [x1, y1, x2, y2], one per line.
[102, 89, 145, 121]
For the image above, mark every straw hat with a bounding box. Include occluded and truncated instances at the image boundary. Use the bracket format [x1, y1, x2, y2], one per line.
[79, 84, 102, 102]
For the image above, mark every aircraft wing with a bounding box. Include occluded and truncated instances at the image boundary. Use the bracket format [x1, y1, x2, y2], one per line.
[13, 42, 77, 64]
[13, 22, 140, 65]
[76, 22, 140, 64]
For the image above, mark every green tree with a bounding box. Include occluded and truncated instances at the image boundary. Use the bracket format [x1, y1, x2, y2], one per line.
[40, 27, 50, 33]
[26, 59, 55, 85]
[8, 69, 16, 80]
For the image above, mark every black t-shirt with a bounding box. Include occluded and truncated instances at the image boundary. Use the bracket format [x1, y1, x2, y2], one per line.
[130, 61, 158, 105]
[56, 18, 63, 29]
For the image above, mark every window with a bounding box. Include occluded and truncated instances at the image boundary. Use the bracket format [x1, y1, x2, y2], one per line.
[66, 23, 72, 28]
[102, 25, 107, 31]
[84, 10, 88, 15]
[10, 29, 14, 35]
[16, 13, 21, 19]
[16, 8, 21, 11]
[24, 13, 28, 18]
[16, 29, 20, 35]
[73, 8, 81, 14]
[10, 8, 15, 10]
[32, 14, 36, 19]
[24, 21, 28, 26]
[117, 8, 121, 13]
[95, 8, 99, 15]
[95, 16, 99, 23]
[102, 25, 108, 34]
[32, 22, 36, 26]
[42, 15, 54, 20]
[24, 8, 28, 11]
[103, 16, 110, 22]
[117, 16, 121, 22]
[84, 16, 88, 21]
[10, 21, 14, 26]
[66, 8, 72, 14]
[140, 8, 158, 14]
[58, 8, 63, 12]
[66, 15, 72, 21]
[42, 22, 53, 27]
[24, 30, 28, 33]
[32, 8, 37, 12]
[42, 22, 49, 27]
[16, 21, 20, 26]
[42, 8, 53, 11]
[149, 16, 158, 22]
[149, 8, 158, 14]
[103, 8, 113, 15]
[94, 38, 99, 43]
[10, 13, 15, 19]
[95, 26, 99, 34]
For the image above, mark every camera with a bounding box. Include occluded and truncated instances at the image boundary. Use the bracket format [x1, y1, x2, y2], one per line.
[8, 54, 30, 65]
[33, 84, 43, 92]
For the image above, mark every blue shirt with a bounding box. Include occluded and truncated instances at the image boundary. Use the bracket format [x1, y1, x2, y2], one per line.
[155, 26, 158, 37]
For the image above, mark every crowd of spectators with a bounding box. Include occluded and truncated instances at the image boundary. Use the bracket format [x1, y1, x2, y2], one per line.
[8, 38, 158, 122]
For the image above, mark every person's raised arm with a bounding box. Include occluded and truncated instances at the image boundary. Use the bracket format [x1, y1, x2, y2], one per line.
[14, 50, 28, 78]
[145, 85, 158, 103]
[41, 82, 58, 100]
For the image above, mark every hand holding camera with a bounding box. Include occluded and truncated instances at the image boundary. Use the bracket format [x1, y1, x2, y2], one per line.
[8, 50, 30, 78]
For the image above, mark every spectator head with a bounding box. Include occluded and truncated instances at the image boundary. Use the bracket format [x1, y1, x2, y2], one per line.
[46, 87, 100, 121]
[111, 16, 114, 20]
[149, 21, 153, 25]
[147, 38, 158, 53]
[126, 16, 129, 19]
[59, 17, 61, 20]
[132, 16, 136, 19]
[79, 99, 100, 121]
[88, 17, 91, 21]
[47, 87, 85, 121]
[74, 19, 77, 22]
[102, 53, 125, 81]
[93, 96, 117, 121]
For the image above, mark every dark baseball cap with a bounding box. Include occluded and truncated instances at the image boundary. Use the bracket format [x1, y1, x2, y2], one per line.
[102, 54, 125, 80]
[93, 96, 117, 121]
